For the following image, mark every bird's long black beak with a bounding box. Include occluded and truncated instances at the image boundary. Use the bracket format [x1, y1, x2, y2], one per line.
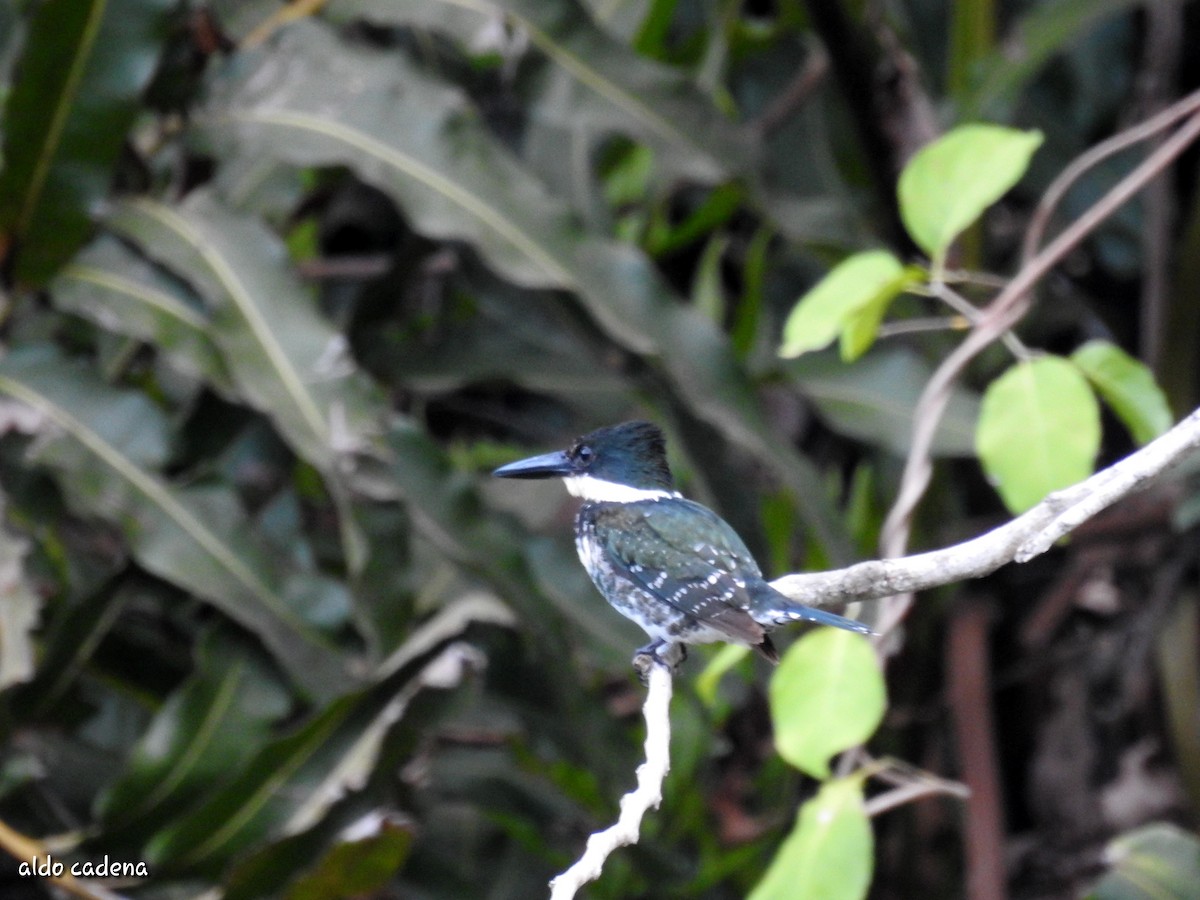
[493, 449, 574, 479]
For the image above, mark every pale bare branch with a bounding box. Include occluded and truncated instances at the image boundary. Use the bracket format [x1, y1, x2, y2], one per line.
[549, 660, 674, 900]
[772, 406, 1200, 609]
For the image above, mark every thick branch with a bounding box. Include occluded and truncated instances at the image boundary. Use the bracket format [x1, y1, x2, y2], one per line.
[772, 405, 1200, 607]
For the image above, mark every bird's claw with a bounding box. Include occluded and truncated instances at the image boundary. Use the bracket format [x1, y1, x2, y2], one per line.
[632, 640, 685, 683]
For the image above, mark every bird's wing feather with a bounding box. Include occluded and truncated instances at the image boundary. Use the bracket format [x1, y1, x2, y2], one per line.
[594, 500, 765, 644]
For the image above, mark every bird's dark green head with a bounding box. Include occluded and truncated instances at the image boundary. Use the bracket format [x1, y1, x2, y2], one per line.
[493, 420, 677, 500]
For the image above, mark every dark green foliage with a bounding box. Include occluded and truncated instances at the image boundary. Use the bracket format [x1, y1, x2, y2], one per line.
[0, 0, 1198, 898]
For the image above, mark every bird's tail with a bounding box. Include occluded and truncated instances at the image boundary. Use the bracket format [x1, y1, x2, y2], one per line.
[751, 585, 874, 635]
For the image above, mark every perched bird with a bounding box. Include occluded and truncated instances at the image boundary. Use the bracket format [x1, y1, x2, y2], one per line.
[494, 421, 871, 666]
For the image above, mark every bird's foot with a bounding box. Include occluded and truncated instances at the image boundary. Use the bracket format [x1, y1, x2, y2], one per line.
[632, 641, 686, 683]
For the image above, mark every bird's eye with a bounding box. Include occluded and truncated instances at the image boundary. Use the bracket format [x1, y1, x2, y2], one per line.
[575, 445, 595, 465]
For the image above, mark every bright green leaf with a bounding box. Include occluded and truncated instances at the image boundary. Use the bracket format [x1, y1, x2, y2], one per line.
[839, 263, 928, 361]
[780, 250, 906, 358]
[696, 643, 749, 707]
[1071, 340, 1172, 445]
[770, 629, 885, 779]
[976, 355, 1101, 513]
[898, 125, 1043, 266]
[1086, 823, 1200, 899]
[749, 778, 873, 900]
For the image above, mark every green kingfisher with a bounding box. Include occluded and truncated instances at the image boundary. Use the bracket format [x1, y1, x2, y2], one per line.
[494, 420, 870, 666]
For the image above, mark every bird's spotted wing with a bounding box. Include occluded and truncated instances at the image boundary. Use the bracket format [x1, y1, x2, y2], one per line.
[593, 500, 765, 644]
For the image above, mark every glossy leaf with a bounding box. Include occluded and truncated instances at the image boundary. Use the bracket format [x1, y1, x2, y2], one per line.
[749, 778, 873, 900]
[146, 620, 485, 873]
[331, 0, 756, 185]
[770, 629, 885, 779]
[898, 125, 1043, 266]
[0, 347, 353, 699]
[976, 355, 1101, 513]
[1086, 824, 1200, 900]
[0, 0, 173, 285]
[52, 237, 234, 394]
[97, 630, 291, 835]
[779, 250, 911, 358]
[106, 192, 387, 473]
[1071, 339, 1172, 445]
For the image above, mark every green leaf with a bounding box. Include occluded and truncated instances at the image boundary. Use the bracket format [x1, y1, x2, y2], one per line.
[17, 578, 131, 714]
[976, 355, 1101, 514]
[779, 250, 908, 358]
[285, 819, 412, 900]
[838, 295, 892, 363]
[770, 629, 885, 779]
[692, 234, 728, 323]
[695, 643, 750, 707]
[1071, 340, 1172, 445]
[51, 237, 235, 395]
[897, 125, 1043, 266]
[0, 347, 353, 700]
[330, 0, 757, 186]
[106, 191, 388, 574]
[838, 263, 929, 362]
[105, 192, 387, 474]
[1086, 824, 1200, 900]
[961, 0, 1145, 118]
[749, 778, 873, 900]
[788, 348, 982, 458]
[97, 630, 291, 837]
[0, 0, 173, 285]
[145, 612, 484, 873]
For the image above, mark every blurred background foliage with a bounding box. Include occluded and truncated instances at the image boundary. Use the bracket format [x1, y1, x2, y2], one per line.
[1, 0, 1200, 897]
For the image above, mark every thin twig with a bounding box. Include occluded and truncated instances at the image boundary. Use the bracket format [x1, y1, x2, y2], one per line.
[1021, 86, 1200, 269]
[549, 660, 674, 899]
[757, 46, 830, 136]
[876, 316, 969, 339]
[874, 109, 1200, 638]
[864, 780, 967, 818]
[929, 282, 1029, 358]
